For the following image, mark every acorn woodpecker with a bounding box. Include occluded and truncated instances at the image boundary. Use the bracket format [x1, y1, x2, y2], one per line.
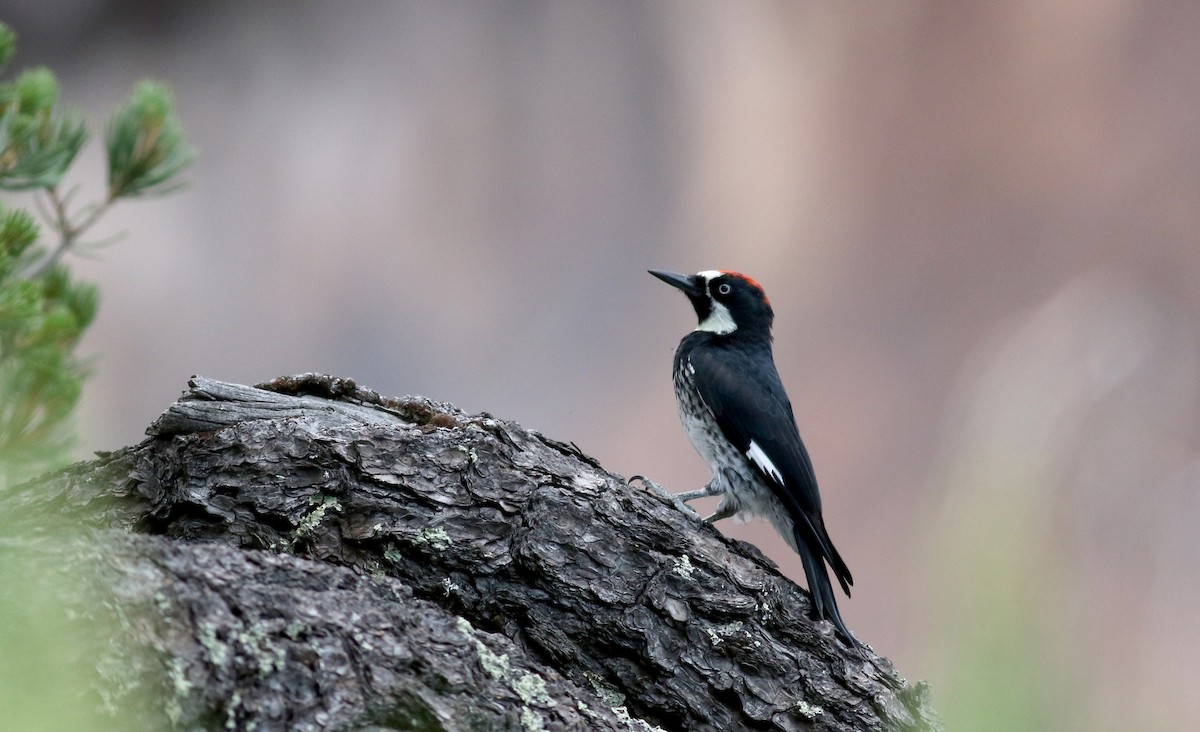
[646, 269, 857, 646]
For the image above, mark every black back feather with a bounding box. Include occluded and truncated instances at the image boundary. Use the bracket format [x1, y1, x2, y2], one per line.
[685, 337, 854, 597]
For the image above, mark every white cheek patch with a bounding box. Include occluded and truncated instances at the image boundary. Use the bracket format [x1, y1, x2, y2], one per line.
[696, 301, 737, 334]
[747, 440, 785, 487]
[694, 270, 737, 334]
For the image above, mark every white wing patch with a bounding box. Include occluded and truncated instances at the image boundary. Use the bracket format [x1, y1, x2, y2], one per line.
[747, 440, 785, 486]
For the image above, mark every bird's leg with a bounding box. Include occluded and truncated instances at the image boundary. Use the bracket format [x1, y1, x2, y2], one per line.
[673, 482, 735, 523]
[627, 475, 702, 520]
[673, 482, 723, 504]
[703, 504, 736, 523]
[662, 480, 724, 518]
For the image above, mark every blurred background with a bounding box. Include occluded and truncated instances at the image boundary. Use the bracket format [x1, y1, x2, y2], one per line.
[2, 1, 1197, 729]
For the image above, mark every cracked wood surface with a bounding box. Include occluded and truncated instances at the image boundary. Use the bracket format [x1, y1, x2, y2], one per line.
[3, 374, 940, 732]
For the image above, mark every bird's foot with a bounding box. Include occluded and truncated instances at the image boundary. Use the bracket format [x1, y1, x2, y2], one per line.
[703, 505, 736, 523]
[628, 475, 702, 520]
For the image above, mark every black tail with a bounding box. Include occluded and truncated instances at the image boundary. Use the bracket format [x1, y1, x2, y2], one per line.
[797, 530, 859, 649]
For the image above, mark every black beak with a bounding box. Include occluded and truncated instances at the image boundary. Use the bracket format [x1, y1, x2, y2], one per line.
[648, 269, 703, 298]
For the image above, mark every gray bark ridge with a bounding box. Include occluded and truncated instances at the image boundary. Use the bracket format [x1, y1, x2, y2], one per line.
[7, 374, 940, 732]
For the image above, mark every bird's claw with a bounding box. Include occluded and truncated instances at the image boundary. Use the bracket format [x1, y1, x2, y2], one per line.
[628, 475, 702, 520]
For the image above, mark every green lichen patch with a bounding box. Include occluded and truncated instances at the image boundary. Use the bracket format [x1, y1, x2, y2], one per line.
[198, 622, 230, 667]
[412, 526, 452, 551]
[794, 700, 824, 719]
[455, 444, 479, 465]
[704, 620, 744, 646]
[454, 617, 510, 681]
[291, 494, 342, 546]
[672, 554, 694, 579]
[520, 707, 546, 732]
[383, 542, 406, 565]
[164, 657, 191, 725]
[612, 705, 669, 732]
[455, 617, 566, 730]
[583, 671, 625, 707]
[237, 623, 287, 679]
[513, 672, 556, 707]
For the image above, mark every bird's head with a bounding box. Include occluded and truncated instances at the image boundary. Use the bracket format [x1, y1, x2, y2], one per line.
[648, 269, 774, 339]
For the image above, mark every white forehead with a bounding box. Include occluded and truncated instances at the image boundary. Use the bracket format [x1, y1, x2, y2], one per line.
[697, 270, 722, 282]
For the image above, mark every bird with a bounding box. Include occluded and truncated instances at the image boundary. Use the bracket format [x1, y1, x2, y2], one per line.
[644, 268, 857, 646]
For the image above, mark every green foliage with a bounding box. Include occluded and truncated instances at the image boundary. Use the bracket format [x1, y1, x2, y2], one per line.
[0, 66, 88, 191]
[0, 24, 16, 73]
[107, 81, 194, 198]
[0, 220, 93, 475]
[0, 540, 152, 732]
[0, 21, 190, 730]
[0, 22, 191, 486]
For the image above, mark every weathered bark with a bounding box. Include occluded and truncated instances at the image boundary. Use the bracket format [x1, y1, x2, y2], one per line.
[2, 374, 940, 732]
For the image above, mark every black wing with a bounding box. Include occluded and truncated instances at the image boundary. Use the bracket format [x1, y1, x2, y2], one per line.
[687, 342, 853, 597]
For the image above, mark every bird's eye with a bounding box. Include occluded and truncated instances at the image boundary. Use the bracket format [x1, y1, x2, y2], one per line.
[716, 283, 732, 296]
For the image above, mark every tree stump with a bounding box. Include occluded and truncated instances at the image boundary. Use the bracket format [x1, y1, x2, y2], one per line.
[2, 374, 939, 731]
